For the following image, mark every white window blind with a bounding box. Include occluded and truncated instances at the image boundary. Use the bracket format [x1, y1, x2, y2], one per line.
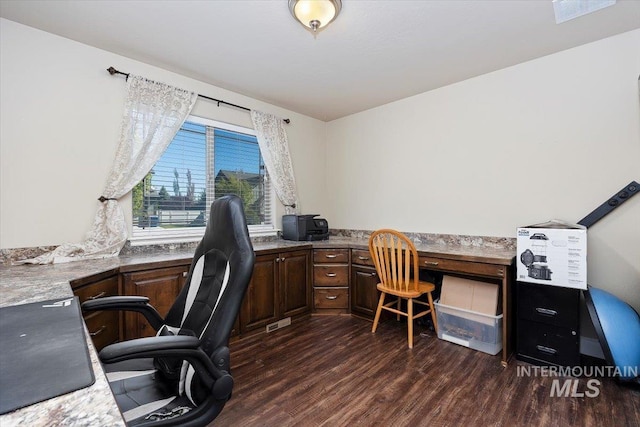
[131, 116, 274, 243]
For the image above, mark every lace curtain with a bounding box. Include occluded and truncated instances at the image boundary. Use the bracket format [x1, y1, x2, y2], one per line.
[250, 110, 299, 214]
[20, 75, 197, 264]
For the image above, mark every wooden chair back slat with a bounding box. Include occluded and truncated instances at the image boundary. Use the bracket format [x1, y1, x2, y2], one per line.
[369, 229, 419, 292]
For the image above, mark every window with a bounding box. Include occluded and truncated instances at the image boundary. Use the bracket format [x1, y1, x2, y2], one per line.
[131, 116, 273, 243]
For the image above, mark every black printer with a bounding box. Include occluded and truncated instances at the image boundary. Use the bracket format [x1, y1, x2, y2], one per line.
[282, 214, 329, 241]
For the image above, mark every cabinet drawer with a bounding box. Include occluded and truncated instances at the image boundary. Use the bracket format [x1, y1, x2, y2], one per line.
[314, 265, 349, 286]
[84, 310, 119, 351]
[74, 276, 119, 304]
[314, 288, 349, 309]
[314, 249, 349, 264]
[419, 256, 506, 278]
[517, 282, 580, 327]
[517, 319, 579, 366]
[351, 249, 374, 267]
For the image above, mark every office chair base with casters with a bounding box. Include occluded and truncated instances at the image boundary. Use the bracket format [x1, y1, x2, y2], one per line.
[369, 229, 438, 349]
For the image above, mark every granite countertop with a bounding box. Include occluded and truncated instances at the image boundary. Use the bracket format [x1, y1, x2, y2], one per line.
[312, 236, 516, 265]
[1, 236, 516, 302]
[0, 280, 125, 426]
[0, 240, 313, 305]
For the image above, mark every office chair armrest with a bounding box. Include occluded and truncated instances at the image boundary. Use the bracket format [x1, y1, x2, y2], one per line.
[100, 336, 233, 400]
[81, 296, 164, 331]
[99, 335, 201, 361]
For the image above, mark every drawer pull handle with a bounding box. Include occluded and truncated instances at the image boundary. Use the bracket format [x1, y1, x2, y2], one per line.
[424, 261, 439, 266]
[370, 272, 377, 277]
[536, 307, 557, 316]
[325, 273, 337, 277]
[89, 291, 106, 300]
[183, 271, 188, 278]
[358, 256, 370, 260]
[325, 254, 339, 259]
[536, 345, 557, 355]
[90, 326, 107, 337]
[325, 295, 338, 300]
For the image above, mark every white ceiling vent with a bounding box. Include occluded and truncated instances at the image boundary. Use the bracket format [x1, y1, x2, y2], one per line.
[553, 0, 617, 24]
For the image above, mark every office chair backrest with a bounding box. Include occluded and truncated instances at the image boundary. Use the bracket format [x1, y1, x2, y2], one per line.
[164, 195, 254, 350]
[160, 195, 255, 404]
[369, 229, 419, 293]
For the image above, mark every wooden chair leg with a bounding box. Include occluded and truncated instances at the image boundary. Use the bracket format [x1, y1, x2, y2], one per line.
[427, 292, 438, 333]
[372, 292, 386, 333]
[407, 298, 413, 348]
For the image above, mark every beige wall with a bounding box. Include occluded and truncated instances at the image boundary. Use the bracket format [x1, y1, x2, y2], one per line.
[1, 19, 638, 310]
[0, 18, 327, 249]
[325, 29, 640, 310]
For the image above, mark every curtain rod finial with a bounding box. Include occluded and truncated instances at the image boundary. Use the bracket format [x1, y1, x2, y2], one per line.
[107, 66, 117, 75]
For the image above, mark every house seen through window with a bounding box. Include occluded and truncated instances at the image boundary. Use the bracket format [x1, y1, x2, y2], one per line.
[132, 117, 273, 240]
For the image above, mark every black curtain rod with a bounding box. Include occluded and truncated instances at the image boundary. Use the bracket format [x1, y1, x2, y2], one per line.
[107, 67, 290, 124]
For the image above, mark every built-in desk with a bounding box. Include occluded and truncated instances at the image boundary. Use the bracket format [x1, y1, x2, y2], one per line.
[416, 245, 515, 366]
[314, 238, 516, 366]
[0, 236, 515, 424]
[0, 241, 309, 425]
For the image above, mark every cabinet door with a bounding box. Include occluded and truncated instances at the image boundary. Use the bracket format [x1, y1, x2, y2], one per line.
[280, 250, 312, 318]
[73, 275, 120, 351]
[240, 253, 279, 334]
[122, 265, 189, 340]
[351, 265, 380, 319]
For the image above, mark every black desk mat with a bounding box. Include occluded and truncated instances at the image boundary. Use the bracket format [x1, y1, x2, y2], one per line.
[0, 297, 95, 414]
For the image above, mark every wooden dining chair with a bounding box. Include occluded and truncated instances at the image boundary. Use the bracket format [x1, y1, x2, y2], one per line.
[369, 229, 438, 348]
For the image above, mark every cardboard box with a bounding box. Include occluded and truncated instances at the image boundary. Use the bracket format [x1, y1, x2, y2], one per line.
[440, 275, 500, 316]
[517, 220, 587, 289]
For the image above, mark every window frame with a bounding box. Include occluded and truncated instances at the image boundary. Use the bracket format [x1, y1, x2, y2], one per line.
[128, 115, 276, 246]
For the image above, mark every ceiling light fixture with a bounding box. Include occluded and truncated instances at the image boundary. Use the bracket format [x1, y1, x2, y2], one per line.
[289, 0, 342, 34]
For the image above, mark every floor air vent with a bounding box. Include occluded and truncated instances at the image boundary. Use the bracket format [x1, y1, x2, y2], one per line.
[266, 317, 291, 333]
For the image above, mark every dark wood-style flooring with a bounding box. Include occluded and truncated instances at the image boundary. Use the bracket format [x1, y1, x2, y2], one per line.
[213, 316, 640, 427]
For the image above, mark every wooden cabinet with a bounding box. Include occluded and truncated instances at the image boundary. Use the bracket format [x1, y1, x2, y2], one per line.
[281, 250, 313, 318]
[72, 273, 120, 351]
[313, 249, 349, 313]
[240, 249, 311, 334]
[350, 249, 380, 320]
[240, 253, 278, 332]
[72, 247, 310, 343]
[122, 264, 190, 340]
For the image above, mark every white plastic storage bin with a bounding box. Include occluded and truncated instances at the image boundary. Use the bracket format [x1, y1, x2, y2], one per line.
[434, 300, 503, 355]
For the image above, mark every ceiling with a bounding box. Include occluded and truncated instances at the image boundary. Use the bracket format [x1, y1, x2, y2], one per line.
[1, 1, 639, 121]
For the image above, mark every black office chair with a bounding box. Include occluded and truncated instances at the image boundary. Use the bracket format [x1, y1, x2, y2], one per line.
[82, 195, 255, 426]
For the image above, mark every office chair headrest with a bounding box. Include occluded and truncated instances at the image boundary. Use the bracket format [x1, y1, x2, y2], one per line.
[200, 195, 254, 257]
